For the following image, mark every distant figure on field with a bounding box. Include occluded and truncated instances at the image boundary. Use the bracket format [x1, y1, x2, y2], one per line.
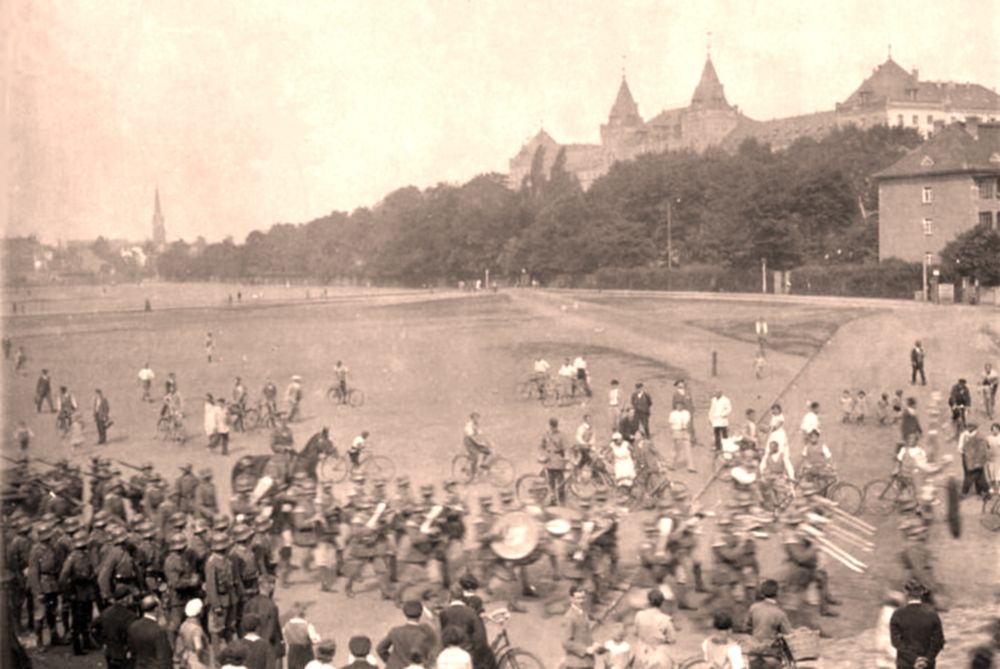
[14, 421, 33, 452]
[205, 332, 215, 363]
[2, 334, 11, 359]
[93, 388, 112, 445]
[138, 363, 155, 402]
[631, 383, 653, 438]
[14, 346, 26, 372]
[286, 375, 303, 422]
[910, 341, 926, 386]
[755, 316, 768, 351]
[35, 368, 55, 412]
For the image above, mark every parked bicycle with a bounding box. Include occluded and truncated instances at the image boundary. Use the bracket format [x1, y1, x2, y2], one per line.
[327, 384, 365, 408]
[863, 470, 917, 516]
[319, 445, 394, 483]
[982, 493, 1000, 532]
[452, 442, 515, 488]
[156, 413, 187, 443]
[484, 609, 545, 669]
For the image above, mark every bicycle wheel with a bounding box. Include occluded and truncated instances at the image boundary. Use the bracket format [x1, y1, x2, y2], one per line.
[540, 390, 560, 408]
[515, 381, 534, 400]
[452, 454, 475, 483]
[487, 456, 515, 488]
[981, 498, 1000, 532]
[566, 468, 602, 501]
[515, 473, 546, 506]
[348, 389, 365, 408]
[828, 481, 863, 516]
[362, 455, 394, 481]
[320, 456, 350, 483]
[498, 648, 545, 669]
[678, 657, 709, 669]
[326, 386, 340, 402]
[863, 478, 906, 516]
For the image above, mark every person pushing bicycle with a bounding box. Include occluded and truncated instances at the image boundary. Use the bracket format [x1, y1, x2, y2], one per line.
[333, 360, 350, 404]
[464, 413, 492, 476]
[349, 431, 370, 467]
[798, 430, 836, 490]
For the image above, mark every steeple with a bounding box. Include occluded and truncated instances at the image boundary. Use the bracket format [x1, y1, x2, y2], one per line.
[607, 75, 642, 127]
[151, 187, 166, 249]
[690, 56, 731, 111]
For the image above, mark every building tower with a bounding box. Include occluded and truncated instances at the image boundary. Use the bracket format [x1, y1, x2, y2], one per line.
[600, 75, 646, 161]
[151, 187, 166, 250]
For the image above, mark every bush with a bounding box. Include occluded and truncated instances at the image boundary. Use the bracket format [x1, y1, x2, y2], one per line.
[790, 261, 922, 298]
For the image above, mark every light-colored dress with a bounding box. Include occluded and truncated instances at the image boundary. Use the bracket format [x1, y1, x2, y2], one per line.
[175, 617, 213, 669]
[611, 441, 636, 484]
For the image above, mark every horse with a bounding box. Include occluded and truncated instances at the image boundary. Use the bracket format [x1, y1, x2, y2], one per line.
[231, 427, 337, 488]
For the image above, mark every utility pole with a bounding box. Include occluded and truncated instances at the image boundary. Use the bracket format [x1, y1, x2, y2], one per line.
[922, 252, 930, 302]
[761, 257, 767, 294]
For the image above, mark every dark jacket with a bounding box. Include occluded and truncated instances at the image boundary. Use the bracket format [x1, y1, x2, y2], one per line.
[631, 391, 653, 415]
[126, 615, 173, 669]
[440, 603, 494, 669]
[890, 602, 945, 669]
[341, 661, 379, 669]
[93, 602, 138, 662]
[230, 636, 274, 669]
[243, 594, 285, 658]
[901, 410, 922, 443]
[377, 622, 438, 669]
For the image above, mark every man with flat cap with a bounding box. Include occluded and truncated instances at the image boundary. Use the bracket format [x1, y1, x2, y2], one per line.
[127, 595, 172, 669]
[92, 585, 137, 669]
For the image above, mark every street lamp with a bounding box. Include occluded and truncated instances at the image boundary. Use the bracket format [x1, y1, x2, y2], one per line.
[666, 197, 681, 271]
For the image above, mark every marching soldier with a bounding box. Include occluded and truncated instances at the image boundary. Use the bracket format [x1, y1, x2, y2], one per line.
[7, 517, 34, 635]
[370, 480, 399, 584]
[344, 499, 392, 599]
[251, 515, 278, 578]
[133, 521, 163, 595]
[204, 531, 237, 653]
[637, 520, 672, 590]
[195, 468, 219, 520]
[164, 532, 201, 641]
[290, 475, 320, 581]
[899, 518, 945, 609]
[55, 516, 78, 635]
[230, 523, 259, 626]
[28, 523, 62, 647]
[98, 525, 140, 603]
[103, 480, 129, 523]
[186, 518, 212, 578]
[231, 474, 257, 522]
[707, 517, 744, 614]
[176, 463, 199, 516]
[783, 515, 840, 618]
[58, 530, 98, 655]
[317, 483, 343, 590]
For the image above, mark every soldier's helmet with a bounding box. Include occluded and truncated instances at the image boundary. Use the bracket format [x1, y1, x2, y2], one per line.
[479, 495, 493, 507]
[210, 532, 232, 551]
[167, 532, 187, 551]
[642, 519, 659, 536]
[396, 476, 410, 489]
[91, 510, 110, 529]
[420, 484, 434, 498]
[593, 489, 609, 503]
[170, 513, 189, 530]
[351, 475, 367, 487]
[198, 468, 213, 481]
[234, 475, 256, 494]
[137, 522, 157, 539]
[298, 479, 317, 495]
[37, 523, 57, 542]
[253, 516, 273, 533]
[62, 516, 81, 535]
[72, 531, 90, 550]
[212, 516, 232, 533]
[109, 526, 128, 544]
[192, 518, 210, 535]
[232, 524, 253, 542]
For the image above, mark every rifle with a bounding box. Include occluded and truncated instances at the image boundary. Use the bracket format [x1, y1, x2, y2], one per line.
[115, 459, 146, 473]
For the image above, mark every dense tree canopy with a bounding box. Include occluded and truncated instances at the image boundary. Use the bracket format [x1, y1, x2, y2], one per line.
[940, 225, 1000, 287]
[157, 125, 922, 285]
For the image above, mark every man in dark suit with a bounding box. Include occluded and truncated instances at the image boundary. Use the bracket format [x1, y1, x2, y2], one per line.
[93, 389, 112, 445]
[890, 578, 945, 669]
[377, 600, 438, 669]
[439, 587, 494, 669]
[343, 636, 379, 669]
[92, 586, 137, 669]
[242, 574, 284, 668]
[230, 614, 274, 669]
[630, 382, 653, 438]
[126, 595, 172, 669]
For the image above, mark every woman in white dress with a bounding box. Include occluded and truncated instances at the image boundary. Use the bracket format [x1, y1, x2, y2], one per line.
[610, 432, 636, 486]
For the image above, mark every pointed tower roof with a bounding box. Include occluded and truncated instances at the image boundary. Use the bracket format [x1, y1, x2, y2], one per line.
[608, 76, 642, 126]
[154, 187, 163, 218]
[690, 57, 731, 110]
[151, 187, 166, 248]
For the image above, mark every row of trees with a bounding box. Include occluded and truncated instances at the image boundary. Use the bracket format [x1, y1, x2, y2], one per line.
[154, 125, 996, 286]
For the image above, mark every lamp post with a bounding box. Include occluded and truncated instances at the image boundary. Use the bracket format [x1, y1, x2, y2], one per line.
[922, 252, 929, 302]
[666, 197, 680, 279]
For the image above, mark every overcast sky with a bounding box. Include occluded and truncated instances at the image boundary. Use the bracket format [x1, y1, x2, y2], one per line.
[3, 0, 999, 243]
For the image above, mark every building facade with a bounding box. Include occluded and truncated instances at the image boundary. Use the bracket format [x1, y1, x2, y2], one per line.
[875, 121, 1000, 263]
[509, 54, 1000, 189]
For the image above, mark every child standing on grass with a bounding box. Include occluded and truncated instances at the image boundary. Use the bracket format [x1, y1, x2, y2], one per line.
[840, 390, 855, 423]
[854, 390, 869, 424]
[753, 350, 766, 380]
[70, 414, 85, 450]
[14, 421, 33, 452]
[877, 392, 892, 425]
[891, 390, 904, 424]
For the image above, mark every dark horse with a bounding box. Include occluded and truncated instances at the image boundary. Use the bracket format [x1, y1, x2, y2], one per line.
[231, 427, 336, 488]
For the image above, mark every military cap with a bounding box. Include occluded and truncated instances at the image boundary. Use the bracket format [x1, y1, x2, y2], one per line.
[442, 479, 458, 491]
[209, 532, 231, 551]
[420, 484, 434, 496]
[198, 468, 213, 480]
[72, 531, 90, 549]
[212, 516, 232, 533]
[593, 489, 609, 502]
[192, 518, 210, 534]
[373, 479, 387, 489]
[642, 519, 659, 534]
[169, 512, 188, 530]
[62, 516, 81, 533]
[137, 522, 157, 539]
[37, 523, 57, 542]
[232, 524, 253, 542]
[479, 495, 494, 506]
[167, 532, 187, 551]
[179, 463, 193, 473]
[396, 476, 411, 487]
[293, 471, 310, 483]
[498, 489, 514, 501]
[577, 499, 591, 510]
[109, 526, 128, 544]
[351, 475, 366, 485]
[253, 516, 273, 532]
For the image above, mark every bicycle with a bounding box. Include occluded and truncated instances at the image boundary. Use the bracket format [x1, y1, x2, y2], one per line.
[56, 412, 73, 438]
[515, 465, 572, 507]
[156, 413, 187, 443]
[759, 477, 796, 513]
[541, 381, 585, 408]
[862, 470, 917, 516]
[982, 493, 1000, 532]
[319, 447, 394, 483]
[452, 444, 515, 488]
[327, 384, 365, 408]
[515, 375, 552, 402]
[796, 472, 863, 516]
[485, 609, 545, 669]
[744, 634, 803, 668]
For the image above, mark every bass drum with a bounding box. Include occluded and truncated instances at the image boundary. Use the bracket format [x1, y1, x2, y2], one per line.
[490, 511, 541, 562]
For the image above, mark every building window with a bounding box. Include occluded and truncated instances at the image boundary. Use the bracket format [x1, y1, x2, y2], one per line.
[980, 211, 994, 228]
[921, 186, 933, 203]
[980, 179, 996, 199]
[927, 115, 934, 124]
[912, 115, 919, 125]
[897, 114, 904, 126]
[922, 218, 933, 236]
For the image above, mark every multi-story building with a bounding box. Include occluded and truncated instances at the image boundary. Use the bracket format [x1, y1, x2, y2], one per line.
[874, 120, 1000, 263]
[509, 54, 1000, 189]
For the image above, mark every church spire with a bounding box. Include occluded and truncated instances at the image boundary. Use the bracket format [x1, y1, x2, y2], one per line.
[690, 55, 731, 110]
[151, 187, 166, 249]
[608, 74, 642, 127]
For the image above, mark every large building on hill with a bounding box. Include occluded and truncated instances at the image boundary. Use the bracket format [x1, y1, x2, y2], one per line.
[509, 54, 1000, 190]
[874, 120, 1000, 263]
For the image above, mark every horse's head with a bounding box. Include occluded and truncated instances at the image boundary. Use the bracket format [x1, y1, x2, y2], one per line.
[311, 427, 336, 456]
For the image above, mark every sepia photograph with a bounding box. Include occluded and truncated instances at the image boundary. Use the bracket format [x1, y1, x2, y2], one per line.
[2, 1, 1000, 668]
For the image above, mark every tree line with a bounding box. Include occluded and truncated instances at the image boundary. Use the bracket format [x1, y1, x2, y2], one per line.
[156, 125, 935, 285]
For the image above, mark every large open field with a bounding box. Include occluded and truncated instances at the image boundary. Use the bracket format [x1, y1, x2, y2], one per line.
[3, 285, 999, 668]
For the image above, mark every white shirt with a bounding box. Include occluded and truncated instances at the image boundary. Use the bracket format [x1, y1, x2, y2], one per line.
[800, 411, 820, 435]
[352, 435, 367, 449]
[609, 387, 621, 407]
[575, 422, 594, 447]
[304, 661, 335, 669]
[897, 445, 929, 471]
[668, 409, 691, 431]
[755, 319, 768, 336]
[463, 421, 478, 439]
[204, 401, 217, 436]
[573, 356, 587, 371]
[708, 395, 732, 427]
[138, 367, 155, 381]
[559, 364, 575, 378]
[436, 647, 473, 669]
[534, 359, 550, 374]
[802, 443, 832, 459]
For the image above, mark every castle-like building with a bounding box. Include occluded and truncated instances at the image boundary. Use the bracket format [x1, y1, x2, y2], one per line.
[509, 54, 1000, 189]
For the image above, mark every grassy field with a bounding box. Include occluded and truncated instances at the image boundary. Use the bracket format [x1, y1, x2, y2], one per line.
[3, 286, 999, 668]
